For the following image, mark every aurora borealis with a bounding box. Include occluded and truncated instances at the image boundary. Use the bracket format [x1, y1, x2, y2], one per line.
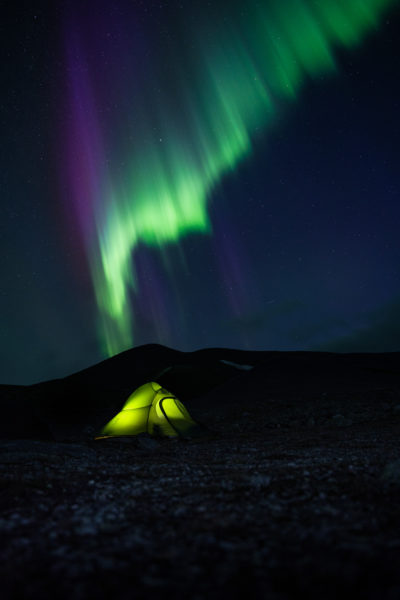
[64, 0, 399, 356]
[1, 1, 400, 384]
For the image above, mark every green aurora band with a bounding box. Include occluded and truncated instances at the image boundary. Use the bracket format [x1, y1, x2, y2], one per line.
[67, 0, 398, 355]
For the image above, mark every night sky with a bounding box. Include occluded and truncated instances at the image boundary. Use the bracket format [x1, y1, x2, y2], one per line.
[1, 0, 400, 385]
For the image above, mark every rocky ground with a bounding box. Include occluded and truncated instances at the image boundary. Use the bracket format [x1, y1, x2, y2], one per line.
[1, 381, 400, 599]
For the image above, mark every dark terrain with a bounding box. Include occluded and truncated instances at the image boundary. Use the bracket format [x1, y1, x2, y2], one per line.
[1, 345, 400, 599]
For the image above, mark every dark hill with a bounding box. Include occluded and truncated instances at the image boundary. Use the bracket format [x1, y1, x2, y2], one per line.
[1, 345, 400, 440]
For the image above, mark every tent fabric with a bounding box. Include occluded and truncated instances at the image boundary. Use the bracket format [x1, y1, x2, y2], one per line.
[95, 381, 199, 439]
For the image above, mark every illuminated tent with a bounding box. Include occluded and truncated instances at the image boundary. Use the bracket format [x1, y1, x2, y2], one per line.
[95, 381, 200, 439]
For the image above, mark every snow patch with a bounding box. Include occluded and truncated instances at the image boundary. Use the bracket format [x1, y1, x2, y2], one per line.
[219, 359, 254, 371]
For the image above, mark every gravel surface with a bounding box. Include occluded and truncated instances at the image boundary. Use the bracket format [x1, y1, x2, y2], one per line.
[1, 384, 400, 599]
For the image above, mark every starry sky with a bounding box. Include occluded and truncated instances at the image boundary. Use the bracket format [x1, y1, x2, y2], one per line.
[1, 0, 400, 385]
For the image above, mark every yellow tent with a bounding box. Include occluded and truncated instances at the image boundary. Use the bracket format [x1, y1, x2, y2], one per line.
[95, 381, 199, 439]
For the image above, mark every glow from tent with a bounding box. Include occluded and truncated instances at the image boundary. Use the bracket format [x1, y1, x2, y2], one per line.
[64, 0, 397, 355]
[102, 408, 149, 436]
[96, 381, 198, 438]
